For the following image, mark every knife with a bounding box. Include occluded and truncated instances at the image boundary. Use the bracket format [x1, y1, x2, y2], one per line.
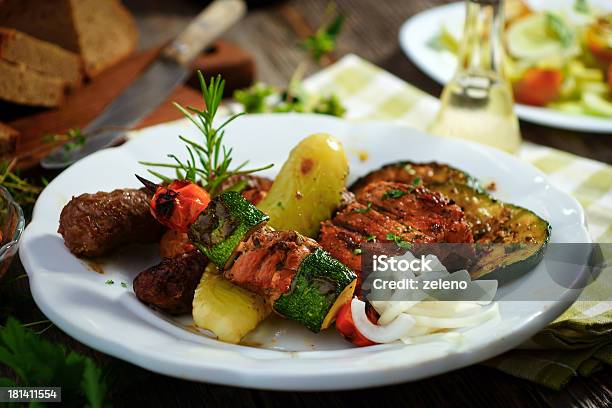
[42, 0, 247, 169]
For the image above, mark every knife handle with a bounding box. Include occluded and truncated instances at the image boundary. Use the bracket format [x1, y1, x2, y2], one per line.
[163, 0, 247, 66]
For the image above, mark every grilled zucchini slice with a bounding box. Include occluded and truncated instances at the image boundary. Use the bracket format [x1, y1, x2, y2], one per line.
[351, 161, 483, 194]
[189, 191, 269, 268]
[422, 182, 550, 281]
[273, 248, 357, 332]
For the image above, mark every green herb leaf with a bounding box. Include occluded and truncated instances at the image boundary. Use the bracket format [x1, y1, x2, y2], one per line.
[353, 248, 362, 255]
[386, 233, 412, 250]
[105, 279, 114, 285]
[353, 202, 372, 213]
[312, 94, 346, 117]
[0, 317, 109, 406]
[412, 177, 422, 187]
[382, 189, 406, 199]
[0, 159, 44, 219]
[303, 14, 345, 63]
[366, 234, 376, 242]
[574, 0, 589, 13]
[233, 83, 276, 113]
[546, 13, 574, 48]
[81, 358, 107, 408]
[120, 282, 128, 288]
[426, 26, 459, 54]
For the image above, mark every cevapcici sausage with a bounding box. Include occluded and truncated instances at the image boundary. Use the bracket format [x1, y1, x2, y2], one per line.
[133, 251, 207, 314]
[58, 188, 164, 257]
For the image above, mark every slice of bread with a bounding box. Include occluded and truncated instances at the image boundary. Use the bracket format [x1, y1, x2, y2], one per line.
[0, 121, 18, 157]
[0, 59, 66, 107]
[0, 0, 138, 77]
[71, 0, 139, 77]
[0, 28, 83, 88]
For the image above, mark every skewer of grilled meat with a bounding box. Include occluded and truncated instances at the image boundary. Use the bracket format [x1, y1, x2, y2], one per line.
[133, 175, 273, 314]
[189, 191, 357, 332]
[58, 188, 165, 257]
[156, 175, 274, 259]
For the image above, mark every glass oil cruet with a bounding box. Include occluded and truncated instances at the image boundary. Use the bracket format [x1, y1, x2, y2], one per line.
[429, 0, 521, 153]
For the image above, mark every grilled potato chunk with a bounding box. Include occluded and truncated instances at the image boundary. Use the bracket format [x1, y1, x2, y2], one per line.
[193, 264, 270, 344]
[258, 133, 349, 238]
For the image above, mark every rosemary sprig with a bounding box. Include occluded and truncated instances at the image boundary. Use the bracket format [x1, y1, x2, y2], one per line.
[140, 72, 273, 196]
[43, 128, 86, 152]
[0, 159, 44, 218]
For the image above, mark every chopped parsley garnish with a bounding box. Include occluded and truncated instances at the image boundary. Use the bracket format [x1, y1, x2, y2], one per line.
[382, 189, 406, 200]
[366, 234, 376, 242]
[353, 202, 372, 213]
[353, 248, 362, 255]
[120, 282, 128, 288]
[386, 233, 412, 250]
[412, 176, 422, 186]
[105, 279, 114, 285]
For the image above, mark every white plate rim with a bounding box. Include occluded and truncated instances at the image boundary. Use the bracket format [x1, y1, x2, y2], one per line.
[19, 113, 591, 390]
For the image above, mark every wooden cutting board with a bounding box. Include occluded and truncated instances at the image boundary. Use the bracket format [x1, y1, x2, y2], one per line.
[8, 41, 255, 170]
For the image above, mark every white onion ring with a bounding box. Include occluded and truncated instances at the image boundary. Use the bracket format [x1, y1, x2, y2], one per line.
[351, 298, 415, 343]
[410, 303, 499, 329]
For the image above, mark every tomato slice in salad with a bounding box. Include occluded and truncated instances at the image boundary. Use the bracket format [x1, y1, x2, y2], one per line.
[586, 16, 612, 64]
[513, 68, 564, 106]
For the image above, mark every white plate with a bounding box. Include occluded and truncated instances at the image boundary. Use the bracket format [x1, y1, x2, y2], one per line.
[399, 1, 612, 133]
[20, 114, 590, 390]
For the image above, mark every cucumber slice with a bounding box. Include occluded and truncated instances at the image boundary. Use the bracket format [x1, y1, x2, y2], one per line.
[549, 100, 586, 114]
[273, 248, 357, 332]
[507, 13, 578, 60]
[582, 92, 612, 117]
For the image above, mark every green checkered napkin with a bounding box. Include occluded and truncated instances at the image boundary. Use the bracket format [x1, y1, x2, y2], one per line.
[303, 54, 612, 390]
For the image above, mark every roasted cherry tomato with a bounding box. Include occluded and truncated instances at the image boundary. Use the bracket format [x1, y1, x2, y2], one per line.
[586, 16, 612, 64]
[513, 68, 563, 106]
[138, 177, 211, 232]
[335, 299, 379, 347]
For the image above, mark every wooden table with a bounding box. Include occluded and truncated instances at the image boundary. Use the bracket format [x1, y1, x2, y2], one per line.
[2, 0, 611, 407]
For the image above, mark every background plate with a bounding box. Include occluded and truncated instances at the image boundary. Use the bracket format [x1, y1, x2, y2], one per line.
[399, 1, 612, 133]
[20, 114, 590, 390]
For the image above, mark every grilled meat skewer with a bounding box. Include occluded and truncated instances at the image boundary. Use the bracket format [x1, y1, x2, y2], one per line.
[189, 191, 357, 332]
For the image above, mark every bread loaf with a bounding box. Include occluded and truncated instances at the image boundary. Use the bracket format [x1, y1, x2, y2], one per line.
[0, 121, 18, 157]
[0, 0, 138, 77]
[0, 28, 83, 87]
[0, 59, 66, 107]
